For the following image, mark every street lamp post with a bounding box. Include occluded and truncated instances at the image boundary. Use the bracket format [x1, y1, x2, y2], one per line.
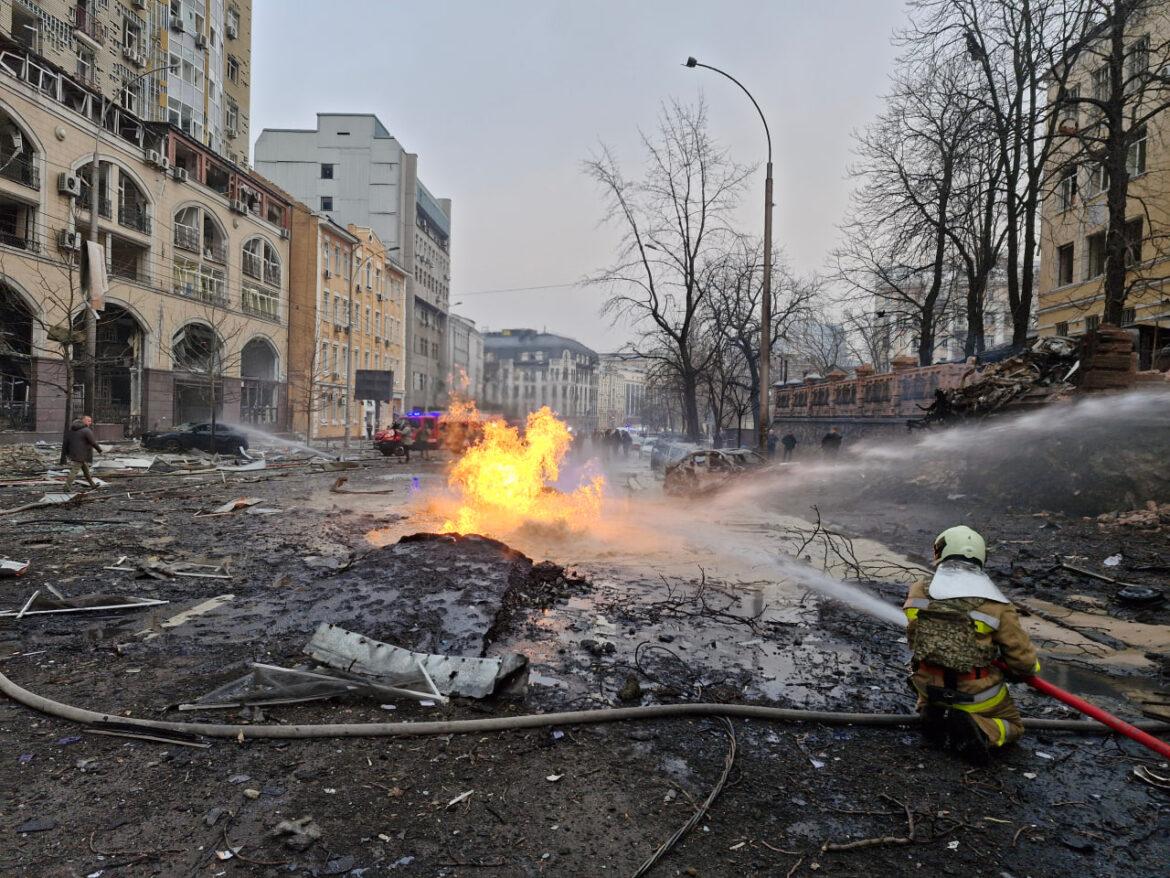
[685, 56, 774, 453]
[83, 65, 173, 419]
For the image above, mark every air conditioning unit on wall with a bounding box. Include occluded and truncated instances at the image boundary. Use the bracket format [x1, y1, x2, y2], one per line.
[58, 229, 83, 251]
[57, 172, 82, 198]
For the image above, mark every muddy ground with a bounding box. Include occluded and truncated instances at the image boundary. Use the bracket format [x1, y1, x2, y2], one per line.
[0, 444, 1168, 877]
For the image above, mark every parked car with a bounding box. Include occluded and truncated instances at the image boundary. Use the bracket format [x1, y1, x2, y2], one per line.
[664, 447, 768, 496]
[373, 424, 410, 460]
[141, 422, 249, 454]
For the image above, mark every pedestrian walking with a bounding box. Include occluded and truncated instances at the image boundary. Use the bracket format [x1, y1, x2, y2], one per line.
[781, 432, 797, 462]
[821, 427, 842, 460]
[620, 430, 632, 458]
[903, 526, 1041, 764]
[61, 415, 103, 490]
[766, 429, 778, 459]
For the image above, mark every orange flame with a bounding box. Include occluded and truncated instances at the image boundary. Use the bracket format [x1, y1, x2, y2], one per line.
[440, 406, 604, 536]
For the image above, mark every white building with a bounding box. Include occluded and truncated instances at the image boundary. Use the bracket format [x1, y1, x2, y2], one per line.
[483, 330, 598, 431]
[254, 113, 452, 410]
[596, 354, 647, 428]
[447, 314, 484, 402]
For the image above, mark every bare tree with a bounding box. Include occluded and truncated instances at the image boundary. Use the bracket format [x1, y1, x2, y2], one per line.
[702, 238, 822, 429]
[1051, 1, 1170, 323]
[910, 0, 1094, 342]
[789, 317, 852, 375]
[159, 288, 249, 453]
[286, 328, 333, 441]
[0, 249, 87, 437]
[837, 55, 977, 364]
[585, 100, 751, 441]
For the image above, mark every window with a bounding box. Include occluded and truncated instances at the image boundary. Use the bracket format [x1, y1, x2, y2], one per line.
[1091, 65, 1110, 101]
[1086, 314, 1101, 333]
[123, 19, 142, 53]
[1058, 243, 1075, 286]
[1090, 162, 1109, 195]
[1087, 231, 1106, 278]
[243, 238, 281, 287]
[320, 196, 333, 212]
[1128, 126, 1147, 176]
[1128, 35, 1150, 81]
[1058, 165, 1077, 211]
[1056, 321, 1069, 336]
[227, 7, 240, 38]
[227, 55, 239, 83]
[321, 289, 329, 311]
[321, 163, 334, 180]
[225, 99, 238, 136]
[1125, 217, 1143, 266]
[1121, 306, 1137, 325]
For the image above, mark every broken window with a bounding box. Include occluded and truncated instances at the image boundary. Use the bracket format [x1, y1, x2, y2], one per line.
[172, 323, 222, 373]
[1086, 314, 1101, 333]
[1056, 321, 1069, 336]
[1128, 126, 1147, 176]
[1125, 217, 1143, 266]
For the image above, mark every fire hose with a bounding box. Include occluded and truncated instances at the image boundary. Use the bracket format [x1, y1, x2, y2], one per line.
[994, 660, 1170, 760]
[0, 665, 1167, 742]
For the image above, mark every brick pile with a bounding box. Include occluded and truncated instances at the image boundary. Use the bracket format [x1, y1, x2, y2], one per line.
[1079, 325, 1136, 390]
[1097, 500, 1170, 530]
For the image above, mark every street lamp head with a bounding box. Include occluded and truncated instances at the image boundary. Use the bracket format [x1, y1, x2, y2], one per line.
[685, 56, 698, 68]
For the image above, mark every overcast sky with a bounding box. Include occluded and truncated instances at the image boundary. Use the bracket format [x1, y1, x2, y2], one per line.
[252, 1, 909, 352]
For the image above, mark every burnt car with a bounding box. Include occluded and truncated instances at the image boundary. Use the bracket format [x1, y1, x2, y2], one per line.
[141, 422, 250, 454]
[664, 447, 768, 496]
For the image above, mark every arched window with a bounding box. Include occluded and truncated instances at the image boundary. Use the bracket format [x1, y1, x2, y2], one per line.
[241, 237, 281, 321]
[173, 206, 227, 306]
[172, 323, 222, 374]
[0, 108, 39, 190]
[242, 237, 281, 287]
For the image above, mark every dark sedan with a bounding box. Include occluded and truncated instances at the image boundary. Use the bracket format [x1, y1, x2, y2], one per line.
[141, 422, 250, 454]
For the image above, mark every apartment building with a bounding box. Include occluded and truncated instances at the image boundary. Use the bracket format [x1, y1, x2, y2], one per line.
[254, 113, 452, 410]
[0, 37, 289, 439]
[286, 212, 407, 441]
[483, 329, 598, 432]
[1038, 16, 1170, 368]
[347, 224, 406, 431]
[2, 0, 253, 166]
[447, 313, 483, 402]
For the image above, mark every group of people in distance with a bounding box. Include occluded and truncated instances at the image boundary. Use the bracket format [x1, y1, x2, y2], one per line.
[766, 426, 842, 462]
[589, 428, 634, 459]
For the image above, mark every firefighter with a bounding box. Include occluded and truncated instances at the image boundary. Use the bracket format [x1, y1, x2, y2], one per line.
[903, 526, 1041, 764]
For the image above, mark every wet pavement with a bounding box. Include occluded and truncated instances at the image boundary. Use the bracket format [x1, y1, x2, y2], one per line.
[0, 442, 1168, 876]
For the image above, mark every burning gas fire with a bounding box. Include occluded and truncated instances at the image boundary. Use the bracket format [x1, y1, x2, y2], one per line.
[440, 406, 604, 536]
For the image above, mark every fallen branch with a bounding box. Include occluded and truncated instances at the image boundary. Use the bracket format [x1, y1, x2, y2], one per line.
[820, 796, 915, 853]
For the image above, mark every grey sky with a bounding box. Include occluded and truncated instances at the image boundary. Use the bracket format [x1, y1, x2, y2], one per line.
[252, 1, 909, 352]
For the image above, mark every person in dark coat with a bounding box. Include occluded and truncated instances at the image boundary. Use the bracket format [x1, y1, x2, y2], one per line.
[821, 427, 843, 460]
[61, 415, 103, 489]
[781, 432, 797, 462]
[620, 430, 632, 458]
[766, 429, 778, 459]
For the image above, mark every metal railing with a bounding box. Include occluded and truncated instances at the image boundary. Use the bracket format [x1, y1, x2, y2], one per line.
[0, 230, 40, 252]
[242, 285, 280, 321]
[0, 154, 40, 190]
[110, 261, 149, 285]
[203, 240, 227, 263]
[73, 5, 108, 44]
[174, 223, 200, 252]
[118, 203, 150, 234]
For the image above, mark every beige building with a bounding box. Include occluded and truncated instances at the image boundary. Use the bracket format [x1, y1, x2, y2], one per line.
[596, 353, 647, 429]
[285, 207, 407, 441]
[1038, 18, 1170, 368]
[2, 0, 252, 165]
[0, 40, 289, 439]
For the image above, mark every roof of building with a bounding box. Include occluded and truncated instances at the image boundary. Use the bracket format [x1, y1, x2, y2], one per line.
[485, 330, 598, 363]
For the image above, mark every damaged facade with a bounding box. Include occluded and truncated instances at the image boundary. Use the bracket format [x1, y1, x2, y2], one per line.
[0, 14, 290, 440]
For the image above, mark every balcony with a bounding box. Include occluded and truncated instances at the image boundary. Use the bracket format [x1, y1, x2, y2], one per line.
[72, 6, 108, 46]
[242, 285, 280, 322]
[0, 155, 40, 190]
[203, 240, 227, 263]
[0, 229, 39, 252]
[174, 223, 200, 253]
[118, 203, 150, 235]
